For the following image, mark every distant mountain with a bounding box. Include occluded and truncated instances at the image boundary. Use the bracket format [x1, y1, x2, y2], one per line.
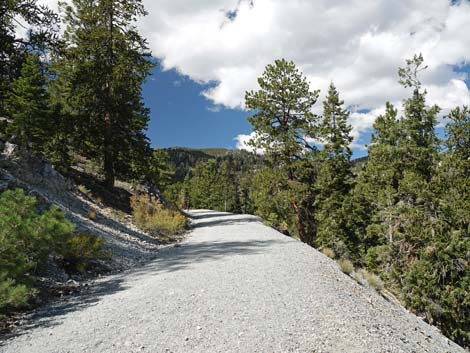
[164, 147, 261, 183]
[164, 146, 368, 182]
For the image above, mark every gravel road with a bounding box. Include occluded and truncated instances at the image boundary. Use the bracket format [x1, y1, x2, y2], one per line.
[0, 210, 465, 353]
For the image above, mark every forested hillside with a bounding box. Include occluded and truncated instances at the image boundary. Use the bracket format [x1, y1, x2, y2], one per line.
[171, 58, 469, 347]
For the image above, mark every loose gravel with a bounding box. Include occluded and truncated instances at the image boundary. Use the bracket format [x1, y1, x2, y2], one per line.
[0, 210, 465, 353]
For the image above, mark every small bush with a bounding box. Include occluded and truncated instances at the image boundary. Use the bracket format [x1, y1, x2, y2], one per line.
[0, 189, 111, 316]
[61, 233, 110, 274]
[365, 272, 384, 291]
[77, 184, 92, 197]
[131, 195, 187, 236]
[321, 247, 336, 259]
[338, 258, 354, 275]
[0, 189, 73, 314]
[355, 268, 384, 291]
[110, 209, 127, 222]
[87, 209, 97, 221]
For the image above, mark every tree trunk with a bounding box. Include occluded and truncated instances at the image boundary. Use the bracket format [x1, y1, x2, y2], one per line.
[291, 199, 309, 243]
[103, 111, 114, 188]
[103, 3, 115, 189]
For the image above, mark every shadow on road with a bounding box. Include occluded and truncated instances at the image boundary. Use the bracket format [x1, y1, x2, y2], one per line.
[0, 276, 129, 345]
[136, 238, 274, 276]
[190, 216, 262, 228]
[188, 211, 231, 220]
[0, 211, 273, 345]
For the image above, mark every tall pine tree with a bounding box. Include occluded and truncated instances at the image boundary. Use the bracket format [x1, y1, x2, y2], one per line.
[314, 83, 354, 256]
[57, 0, 153, 186]
[0, 0, 58, 118]
[5, 53, 51, 154]
[245, 59, 319, 242]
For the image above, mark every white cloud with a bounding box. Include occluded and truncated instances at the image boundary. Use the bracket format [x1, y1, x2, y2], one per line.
[38, 0, 470, 150]
[234, 132, 265, 154]
[138, 0, 470, 150]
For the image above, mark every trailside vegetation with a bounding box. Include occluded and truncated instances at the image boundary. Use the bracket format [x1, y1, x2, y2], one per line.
[1, 0, 184, 321]
[0, 189, 109, 316]
[181, 57, 469, 347]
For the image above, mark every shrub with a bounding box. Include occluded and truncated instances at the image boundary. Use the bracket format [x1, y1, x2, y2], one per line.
[77, 184, 92, 197]
[354, 268, 384, 291]
[61, 233, 110, 274]
[0, 273, 32, 317]
[0, 189, 73, 314]
[338, 258, 354, 275]
[365, 272, 384, 291]
[0, 189, 111, 315]
[352, 270, 365, 284]
[321, 247, 336, 259]
[87, 209, 97, 221]
[130, 195, 187, 236]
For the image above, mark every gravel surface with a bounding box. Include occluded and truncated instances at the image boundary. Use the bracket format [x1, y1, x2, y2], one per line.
[0, 210, 465, 353]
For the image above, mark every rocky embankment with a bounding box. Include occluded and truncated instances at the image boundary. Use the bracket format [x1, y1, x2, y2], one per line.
[0, 141, 169, 275]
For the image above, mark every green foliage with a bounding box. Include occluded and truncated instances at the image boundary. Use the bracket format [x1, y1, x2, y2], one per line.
[5, 54, 51, 153]
[61, 233, 110, 274]
[401, 232, 469, 344]
[314, 83, 355, 257]
[239, 56, 469, 347]
[245, 59, 320, 242]
[0, 273, 31, 317]
[141, 149, 174, 189]
[0, 189, 73, 314]
[185, 158, 242, 213]
[56, 0, 154, 186]
[0, 188, 110, 315]
[245, 59, 319, 162]
[131, 194, 187, 236]
[348, 56, 468, 346]
[0, 0, 58, 118]
[248, 167, 294, 231]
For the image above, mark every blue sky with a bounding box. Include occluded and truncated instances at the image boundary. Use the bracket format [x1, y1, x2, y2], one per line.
[39, 0, 470, 157]
[131, 0, 470, 159]
[143, 61, 470, 158]
[143, 63, 251, 150]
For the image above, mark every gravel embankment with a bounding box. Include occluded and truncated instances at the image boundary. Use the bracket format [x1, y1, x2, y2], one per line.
[0, 210, 465, 353]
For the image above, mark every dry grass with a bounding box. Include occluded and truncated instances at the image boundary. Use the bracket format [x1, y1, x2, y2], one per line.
[87, 209, 97, 221]
[354, 269, 384, 292]
[321, 247, 336, 259]
[130, 195, 187, 236]
[365, 272, 384, 291]
[338, 258, 354, 275]
[78, 184, 92, 197]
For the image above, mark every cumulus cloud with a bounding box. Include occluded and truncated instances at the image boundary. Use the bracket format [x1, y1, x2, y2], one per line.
[38, 0, 470, 150]
[234, 131, 256, 152]
[234, 131, 266, 154]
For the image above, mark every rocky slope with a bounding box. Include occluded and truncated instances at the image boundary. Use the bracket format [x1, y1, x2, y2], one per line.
[0, 141, 168, 274]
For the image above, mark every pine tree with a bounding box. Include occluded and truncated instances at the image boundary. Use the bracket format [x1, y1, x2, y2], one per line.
[0, 0, 58, 118]
[57, 0, 154, 186]
[5, 53, 51, 154]
[245, 59, 320, 242]
[140, 149, 174, 190]
[314, 83, 354, 256]
[219, 159, 240, 212]
[357, 102, 402, 250]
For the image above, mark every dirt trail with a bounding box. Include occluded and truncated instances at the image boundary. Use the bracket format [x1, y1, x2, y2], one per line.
[0, 210, 465, 353]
